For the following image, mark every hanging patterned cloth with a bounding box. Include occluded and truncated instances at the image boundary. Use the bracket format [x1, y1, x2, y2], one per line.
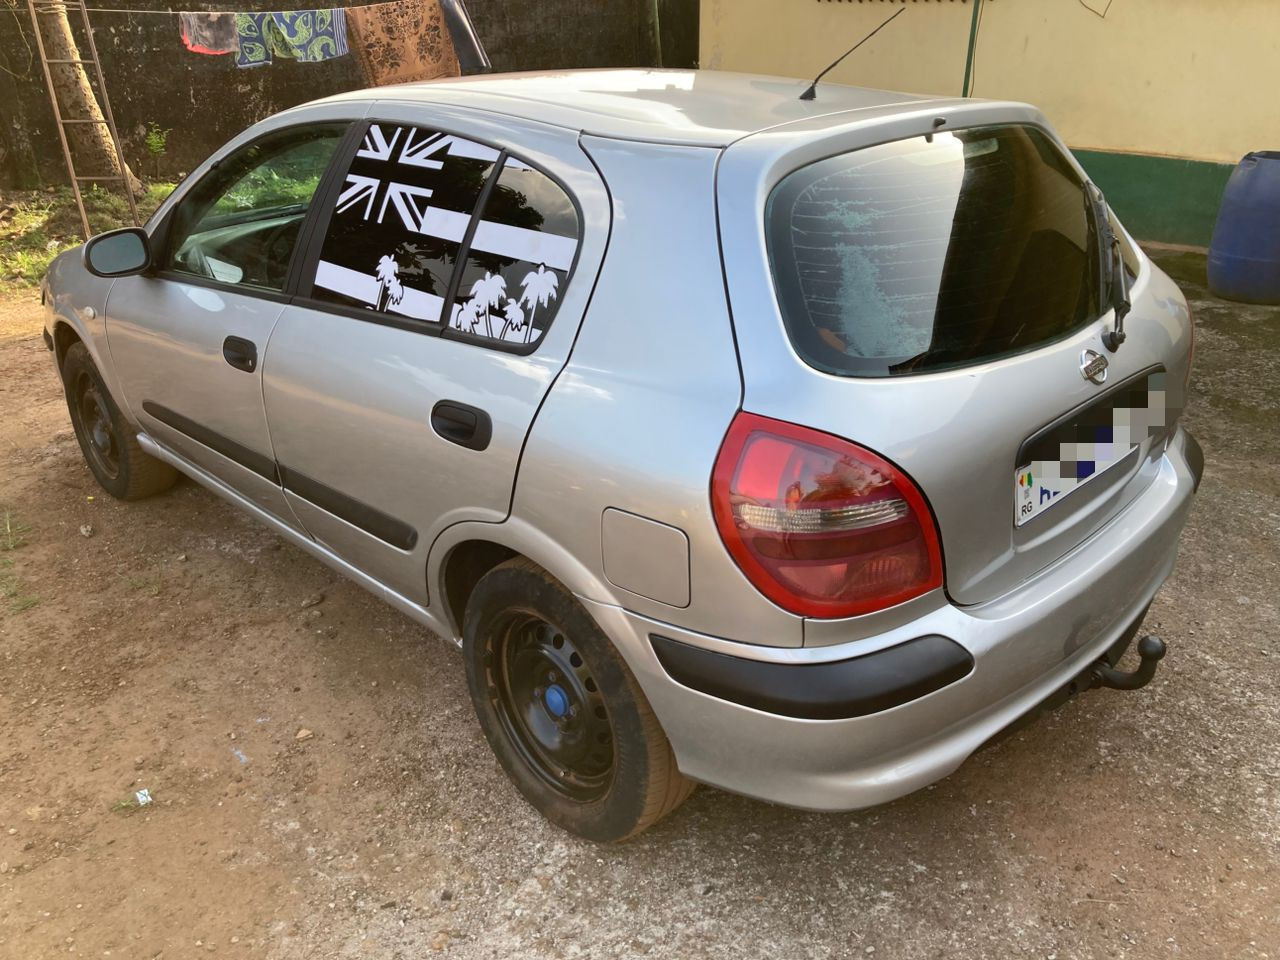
[178, 11, 239, 55]
[344, 0, 461, 87]
[235, 10, 350, 68]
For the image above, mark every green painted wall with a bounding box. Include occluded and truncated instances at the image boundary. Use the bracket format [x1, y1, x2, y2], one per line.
[1073, 150, 1236, 248]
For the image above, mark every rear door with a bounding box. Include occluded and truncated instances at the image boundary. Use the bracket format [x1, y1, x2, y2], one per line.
[718, 106, 1193, 606]
[261, 107, 608, 604]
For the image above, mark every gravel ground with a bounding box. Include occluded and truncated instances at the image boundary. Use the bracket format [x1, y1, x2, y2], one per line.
[0, 250, 1276, 959]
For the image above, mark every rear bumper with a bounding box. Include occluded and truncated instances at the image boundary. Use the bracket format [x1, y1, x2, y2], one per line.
[587, 426, 1200, 811]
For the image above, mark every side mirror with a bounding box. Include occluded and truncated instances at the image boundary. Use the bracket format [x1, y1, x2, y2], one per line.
[83, 227, 151, 278]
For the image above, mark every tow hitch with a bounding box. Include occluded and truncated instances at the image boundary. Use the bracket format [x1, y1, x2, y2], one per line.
[1074, 635, 1167, 693]
[980, 633, 1167, 753]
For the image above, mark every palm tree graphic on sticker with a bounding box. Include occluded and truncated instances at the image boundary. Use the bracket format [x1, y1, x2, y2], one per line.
[451, 264, 560, 343]
[518, 264, 559, 344]
[375, 255, 405, 312]
[469, 272, 508, 339]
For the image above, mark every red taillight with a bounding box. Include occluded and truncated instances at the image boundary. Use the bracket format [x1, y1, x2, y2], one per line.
[711, 412, 943, 619]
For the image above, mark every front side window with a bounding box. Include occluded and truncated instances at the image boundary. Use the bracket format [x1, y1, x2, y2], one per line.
[164, 124, 346, 291]
[310, 121, 580, 346]
[767, 124, 1103, 377]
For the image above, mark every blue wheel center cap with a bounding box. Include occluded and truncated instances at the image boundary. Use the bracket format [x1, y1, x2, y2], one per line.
[543, 683, 570, 718]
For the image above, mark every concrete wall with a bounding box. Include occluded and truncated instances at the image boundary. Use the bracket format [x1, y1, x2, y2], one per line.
[701, 0, 1279, 244]
[0, 0, 696, 187]
[701, 0, 1279, 165]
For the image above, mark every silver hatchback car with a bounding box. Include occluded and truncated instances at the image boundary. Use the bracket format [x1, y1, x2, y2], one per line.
[43, 70, 1201, 841]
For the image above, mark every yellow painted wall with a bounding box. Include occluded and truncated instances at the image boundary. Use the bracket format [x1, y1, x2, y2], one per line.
[700, 0, 1280, 165]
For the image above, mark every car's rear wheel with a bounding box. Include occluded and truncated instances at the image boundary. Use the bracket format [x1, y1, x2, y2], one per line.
[463, 557, 694, 841]
[61, 342, 177, 501]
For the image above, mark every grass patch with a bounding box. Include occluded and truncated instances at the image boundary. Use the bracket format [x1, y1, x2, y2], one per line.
[0, 182, 175, 289]
[111, 791, 153, 815]
[0, 511, 38, 613]
[125, 564, 163, 597]
[2, 510, 29, 552]
[0, 557, 39, 614]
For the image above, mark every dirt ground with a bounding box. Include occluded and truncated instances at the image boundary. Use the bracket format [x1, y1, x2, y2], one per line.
[0, 251, 1277, 960]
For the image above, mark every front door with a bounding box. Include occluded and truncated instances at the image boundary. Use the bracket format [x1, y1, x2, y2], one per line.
[106, 122, 349, 522]
[261, 112, 607, 605]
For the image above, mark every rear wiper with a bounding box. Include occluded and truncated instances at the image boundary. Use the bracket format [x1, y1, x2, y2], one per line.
[1086, 183, 1130, 351]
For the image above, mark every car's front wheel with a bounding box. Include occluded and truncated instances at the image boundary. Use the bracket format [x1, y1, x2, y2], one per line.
[61, 342, 177, 501]
[463, 557, 694, 842]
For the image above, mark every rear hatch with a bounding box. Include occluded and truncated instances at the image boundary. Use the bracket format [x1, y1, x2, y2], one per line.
[717, 105, 1192, 606]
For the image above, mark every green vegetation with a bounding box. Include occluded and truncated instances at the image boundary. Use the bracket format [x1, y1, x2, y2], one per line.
[126, 564, 164, 597]
[0, 182, 175, 288]
[143, 123, 171, 161]
[212, 169, 321, 216]
[144, 123, 172, 179]
[0, 509, 38, 615]
[111, 792, 150, 814]
[2, 510, 29, 552]
[0, 561, 40, 614]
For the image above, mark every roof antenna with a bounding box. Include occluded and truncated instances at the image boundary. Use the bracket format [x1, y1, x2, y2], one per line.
[799, 7, 906, 102]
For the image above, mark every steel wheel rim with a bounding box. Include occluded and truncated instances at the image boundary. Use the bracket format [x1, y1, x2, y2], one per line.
[488, 611, 615, 801]
[75, 372, 120, 480]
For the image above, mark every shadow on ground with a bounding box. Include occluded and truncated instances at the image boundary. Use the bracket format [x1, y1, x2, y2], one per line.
[0, 250, 1276, 958]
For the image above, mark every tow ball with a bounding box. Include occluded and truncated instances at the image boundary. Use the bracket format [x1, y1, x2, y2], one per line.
[1074, 635, 1167, 693]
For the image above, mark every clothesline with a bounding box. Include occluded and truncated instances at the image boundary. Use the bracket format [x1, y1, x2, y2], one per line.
[74, 3, 396, 14]
[16, 0, 480, 81]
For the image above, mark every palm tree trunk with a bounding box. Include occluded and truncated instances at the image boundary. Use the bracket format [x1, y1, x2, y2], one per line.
[524, 303, 538, 343]
[35, 3, 141, 194]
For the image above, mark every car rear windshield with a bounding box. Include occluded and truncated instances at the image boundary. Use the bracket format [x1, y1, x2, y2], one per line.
[766, 124, 1102, 378]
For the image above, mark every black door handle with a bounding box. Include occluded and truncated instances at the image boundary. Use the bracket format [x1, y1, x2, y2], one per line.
[431, 400, 492, 451]
[222, 336, 258, 373]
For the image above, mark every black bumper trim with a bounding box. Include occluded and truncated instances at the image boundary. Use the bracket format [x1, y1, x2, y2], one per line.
[1183, 429, 1204, 493]
[650, 633, 974, 721]
[42, 328, 54, 352]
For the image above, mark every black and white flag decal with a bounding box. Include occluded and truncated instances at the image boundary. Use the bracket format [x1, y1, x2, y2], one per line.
[313, 123, 578, 340]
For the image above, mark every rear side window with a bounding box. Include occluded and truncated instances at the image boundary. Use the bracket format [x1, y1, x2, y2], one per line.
[310, 122, 579, 348]
[447, 160, 579, 346]
[767, 125, 1102, 378]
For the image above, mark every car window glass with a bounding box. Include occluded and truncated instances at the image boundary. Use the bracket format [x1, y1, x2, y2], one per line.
[766, 124, 1102, 378]
[447, 159, 580, 347]
[311, 123, 499, 322]
[164, 124, 346, 291]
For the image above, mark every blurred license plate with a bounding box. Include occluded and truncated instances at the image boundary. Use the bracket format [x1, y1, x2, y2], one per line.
[1014, 372, 1169, 527]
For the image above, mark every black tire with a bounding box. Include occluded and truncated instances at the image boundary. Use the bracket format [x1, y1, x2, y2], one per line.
[463, 557, 694, 842]
[61, 342, 177, 501]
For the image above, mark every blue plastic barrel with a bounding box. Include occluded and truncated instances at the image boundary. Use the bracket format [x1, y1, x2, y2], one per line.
[1208, 151, 1280, 304]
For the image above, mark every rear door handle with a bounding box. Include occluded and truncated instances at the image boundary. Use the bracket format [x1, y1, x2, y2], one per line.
[431, 400, 492, 451]
[222, 336, 258, 373]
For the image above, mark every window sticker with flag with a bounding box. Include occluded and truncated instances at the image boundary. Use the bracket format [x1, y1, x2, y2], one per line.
[1014, 372, 1173, 526]
[311, 123, 580, 347]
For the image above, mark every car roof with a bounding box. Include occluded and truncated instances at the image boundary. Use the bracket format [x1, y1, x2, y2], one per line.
[312, 69, 954, 148]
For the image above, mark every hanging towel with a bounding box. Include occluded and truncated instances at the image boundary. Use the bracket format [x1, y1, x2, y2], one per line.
[345, 0, 460, 87]
[269, 10, 350, 63]
[179, 11, 238, 56]
[236, 10, 349, 68]
[235, 12, 278, 68]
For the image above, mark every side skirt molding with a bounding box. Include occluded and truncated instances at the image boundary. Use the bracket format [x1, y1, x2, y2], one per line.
[141, 401, 418, 551]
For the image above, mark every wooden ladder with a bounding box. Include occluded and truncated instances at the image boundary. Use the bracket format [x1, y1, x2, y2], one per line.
[25, 0, 138, 239]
